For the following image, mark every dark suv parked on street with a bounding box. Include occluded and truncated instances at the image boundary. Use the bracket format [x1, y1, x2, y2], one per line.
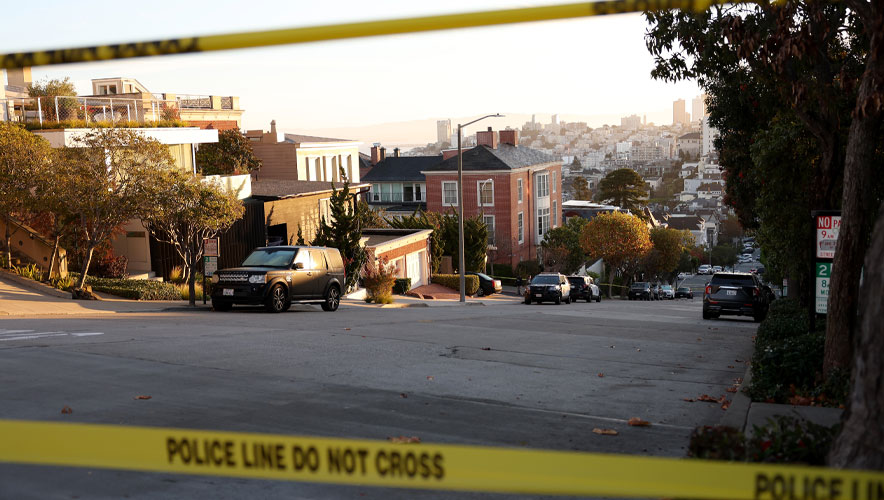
[628, 282, 652, 300]
[211, 246, 345, 313]
[702, 272, 770, 322]
[525, 273, 571, 304]
[567, 275, 601, 302]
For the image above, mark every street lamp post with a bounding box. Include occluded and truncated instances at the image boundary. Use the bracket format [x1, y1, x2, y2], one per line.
[457, 114, 503, 302]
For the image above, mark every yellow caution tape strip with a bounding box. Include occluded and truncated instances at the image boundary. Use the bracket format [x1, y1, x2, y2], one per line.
[1, 0, 722, 70]
[1, 419, 882, 498]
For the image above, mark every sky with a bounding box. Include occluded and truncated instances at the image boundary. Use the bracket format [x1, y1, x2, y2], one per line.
[4, 0, 701, 144]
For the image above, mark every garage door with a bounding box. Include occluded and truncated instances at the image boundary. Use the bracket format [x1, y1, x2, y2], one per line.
[405, 252, 424, 288]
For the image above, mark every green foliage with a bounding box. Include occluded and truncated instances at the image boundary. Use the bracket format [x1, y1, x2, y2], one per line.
[169, 266, 185, 284]
[12, 263, 45, 281]
[390, 210, 487, 273]
[72, 274, 181, 300]
[28, 77, 77, 98]
[541, 217, 589, 274]
[295, 225, 306, 246]
[22, 120, 191, 131]
[49, 274, 74, 290]
[594, 168, 647, 213]
[492, 264, 514, 277]
[431, 274, 480, 296]
[747, 417, 838, 465]
[571, 176, 592, 200]
[362, 258, 396, 304]
[688, 426, 746, 461]
[644, 227, 693, 279]
[393, 278, 412, 295]
[748, 331, 825, 403]
[311, 169, 367, 292]
[515, 260, 542, 278]
[711, 244, 739, 269]
[195, 129, 263, 175]
[386, 210, 443, 273]
[177, 282, 208, 301]
[357, 200, 388, 229]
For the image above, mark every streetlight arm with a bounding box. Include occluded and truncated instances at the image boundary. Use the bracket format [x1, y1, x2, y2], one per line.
[458, 114, 503, 129]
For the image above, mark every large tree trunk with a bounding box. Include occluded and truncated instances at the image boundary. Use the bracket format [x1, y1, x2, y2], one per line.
[827, 201, 884, 470]
[824, 10, 884, 374]
[48, 234, 60, 279]
[4, 215, 11, 268]
[76, 245, 96, 290]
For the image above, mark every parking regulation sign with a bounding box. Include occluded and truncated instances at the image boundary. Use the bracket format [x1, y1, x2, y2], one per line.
[815, 215, 840, 259]
[815, 262, 831, 314]
[204, 256, 218, 277]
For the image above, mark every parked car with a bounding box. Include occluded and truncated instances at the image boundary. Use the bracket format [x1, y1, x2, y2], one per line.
[698, 265, 712, 275]
[211, 245, 345, 313]
[675, 286, 693, 299]
[677, 272, 687, 280]
[702, 272, 770, 322]
[525, 273, 571, 304]
[660, 284, 675, 299]
[713, 266, 723, 273]
[567, 275, 601, 303]
[628, 282, 652, 300]
[468, 272, 502, 296]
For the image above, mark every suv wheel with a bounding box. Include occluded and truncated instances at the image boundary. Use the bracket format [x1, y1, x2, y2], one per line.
[321, 285, 340, 312]
[265, 284, 290, 313]
[524, 296, 532, 304]
[596, 294, 601, 303]
[554, 294, 561, 305]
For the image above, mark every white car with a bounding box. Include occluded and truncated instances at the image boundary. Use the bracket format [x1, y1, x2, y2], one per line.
[698, 265, 712, 275]
[677, 272, 687, 280]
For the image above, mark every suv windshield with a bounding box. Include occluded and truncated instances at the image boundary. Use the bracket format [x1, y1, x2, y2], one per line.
[662, 285, 672, 290]
[631, 282, 649, 289]
[532, 275, 560, 285]
[567, 277, 584, 284]
[710, 274, 755, 287]
[241, 248, 297, 268]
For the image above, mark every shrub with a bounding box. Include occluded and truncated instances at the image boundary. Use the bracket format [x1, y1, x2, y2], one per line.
[431, 274, 480, 296]
[49, 274, 74, 290]
[747, 331, 825, 403]
[515, 260, 542, 278]
[90, 253, 128, 279]
[169, 266, 185, 284]
[393, 278, 412, 295]
[688, 426, 746, 461]
[176, 283, 208, 301]
[72, 274, 181, 300]
[12, 263, 44, 281]
[747, 416, 838, 465]
[492, 264, 514, 277]
[363, 258, 396, 304]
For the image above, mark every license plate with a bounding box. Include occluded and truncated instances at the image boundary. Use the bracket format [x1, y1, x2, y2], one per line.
[535, 294, 542, 298]
[223, 289, 234, 296]
[727, 290, 737, 296]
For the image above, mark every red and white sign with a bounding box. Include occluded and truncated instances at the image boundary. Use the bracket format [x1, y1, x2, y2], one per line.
[204, 238, 219, 257]
[816, 215, 841, 259]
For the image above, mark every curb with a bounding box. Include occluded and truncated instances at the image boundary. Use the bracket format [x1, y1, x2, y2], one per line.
[718, 363, 754, 431]
[0, 269, 70, 299]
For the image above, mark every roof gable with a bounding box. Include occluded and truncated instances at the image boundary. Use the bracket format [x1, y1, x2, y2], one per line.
[426, 144, 556, 172]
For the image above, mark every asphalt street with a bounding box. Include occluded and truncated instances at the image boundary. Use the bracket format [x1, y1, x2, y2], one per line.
[0, 294, 757, 499]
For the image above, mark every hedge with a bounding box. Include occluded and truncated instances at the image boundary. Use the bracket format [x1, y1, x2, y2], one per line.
[432, 274, 480, 296]
[73, 274, 181, 300]
[393, 278, 412, 295]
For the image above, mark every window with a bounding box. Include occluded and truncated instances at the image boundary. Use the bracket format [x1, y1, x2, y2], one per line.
[372, 184, 381, 202]
[518, 212, 524, 244]
[517, 178, 523, 203]
[483, 215, 495, 246]
[552, 200, 557, 227]
[415, 183, 424, 202]
[404, 185, 414, 202]
[536, 173, 549, 198]
[477, 180, 494, 207]
[538, 207, 550, 237]
[552, 171, 557, 193]
[319, 198, 332, 223]
[442, 181, 458, 206]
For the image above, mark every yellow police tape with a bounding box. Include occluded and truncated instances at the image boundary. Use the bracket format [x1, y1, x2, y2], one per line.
[0, 0, 722, 70]
[1, 420, 882, 498]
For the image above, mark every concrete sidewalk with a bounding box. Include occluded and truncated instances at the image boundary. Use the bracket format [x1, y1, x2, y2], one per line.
[0, 272, 193, 316]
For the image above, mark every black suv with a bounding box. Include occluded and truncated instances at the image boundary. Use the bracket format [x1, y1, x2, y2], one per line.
[628, 282, 651, 300]
[525, 273, 571, 304]
[567, 275, 601, 302]
[702, 272, 770, 322]
[211, 246, 345, 313]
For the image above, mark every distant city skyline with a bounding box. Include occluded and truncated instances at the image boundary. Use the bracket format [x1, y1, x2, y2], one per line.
[5, 0, 701, 144]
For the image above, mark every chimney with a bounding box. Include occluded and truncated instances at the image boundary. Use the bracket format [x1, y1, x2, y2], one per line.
[393, 148, 400, 157]
[442, 149, 459, 161]
[270, 120, 277, 135]
[380, 147, 386, 162]
[476, 127, 498, 149]
[499, 129, 519, 147]
[371, 145, 381, 165]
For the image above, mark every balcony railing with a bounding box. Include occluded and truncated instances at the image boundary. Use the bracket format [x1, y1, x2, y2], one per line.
[0, 96, 183, 127]
[177, 94, 211, 109]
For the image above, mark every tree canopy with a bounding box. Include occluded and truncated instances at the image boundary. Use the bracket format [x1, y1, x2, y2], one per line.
[595, 169, 648, 214]
[571, 176, 593, 201]
[541, 216, 589, 274]
[196, 129, 263, 176]
[580, 211, 651, 297]
[311, 171, 367, 292]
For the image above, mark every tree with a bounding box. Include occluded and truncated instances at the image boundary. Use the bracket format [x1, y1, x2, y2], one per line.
[31, 151, 80, 278]
[28, 77, 78, 122]
[718, 216, 744, 244]
[571, 176, 593, 201]
[142, 170, 244, 306]
[195, 129, 262, 176]
[0, 123, 53, 267]
[310, 170, 367, 293]
[580, 211, 652, 297]
[541, 217, 589, 274]
[595, 169, 648, 214]
[60, 129, 176, 290]
[711, 244, 738, 270]
[644, 0, 884, 376]
[644, 227, 693, 279]
[386, 210, 443, 273]
[357, 200, 388, 229]
[571, 157, 582, 169]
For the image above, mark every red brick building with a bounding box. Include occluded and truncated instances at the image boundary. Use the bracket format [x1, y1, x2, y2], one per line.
[423, 129, 562, 268]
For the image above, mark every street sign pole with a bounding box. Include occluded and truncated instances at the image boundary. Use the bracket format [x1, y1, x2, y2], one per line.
[203, 238, 220, 306]
[810, 210, 841, 332]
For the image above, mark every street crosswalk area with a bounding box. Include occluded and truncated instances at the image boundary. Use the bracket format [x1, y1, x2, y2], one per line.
[0, 329, 104, 342]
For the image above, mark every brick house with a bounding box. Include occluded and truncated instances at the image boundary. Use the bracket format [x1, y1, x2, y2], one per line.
[423, 129, 562, 268]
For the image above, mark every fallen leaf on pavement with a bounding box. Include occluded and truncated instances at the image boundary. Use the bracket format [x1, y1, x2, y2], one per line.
[683, 397, 695, 402]
[61, 406, 73, 414]
[388, 436, 421, 444]
[697, 338, 703, 341]
[734, 377, 743, 384]
[735, 359, 743, 362]
[789, 395, 813, 406]
[481, 347, 491, 351]
[399, 393, 408, 398]
[726, 387, 738, 393]
[134, 395, 152, 400]
[598, 373, 605, 378]
[697, 394, 725, 403]
[728, 365, 735, 369]
[721, 400, 731, 410]
[426, 376, 434, 381]
[344, 328, 351, 331]
[592, 428, 619, 435]
[628, 417, 651, 427]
